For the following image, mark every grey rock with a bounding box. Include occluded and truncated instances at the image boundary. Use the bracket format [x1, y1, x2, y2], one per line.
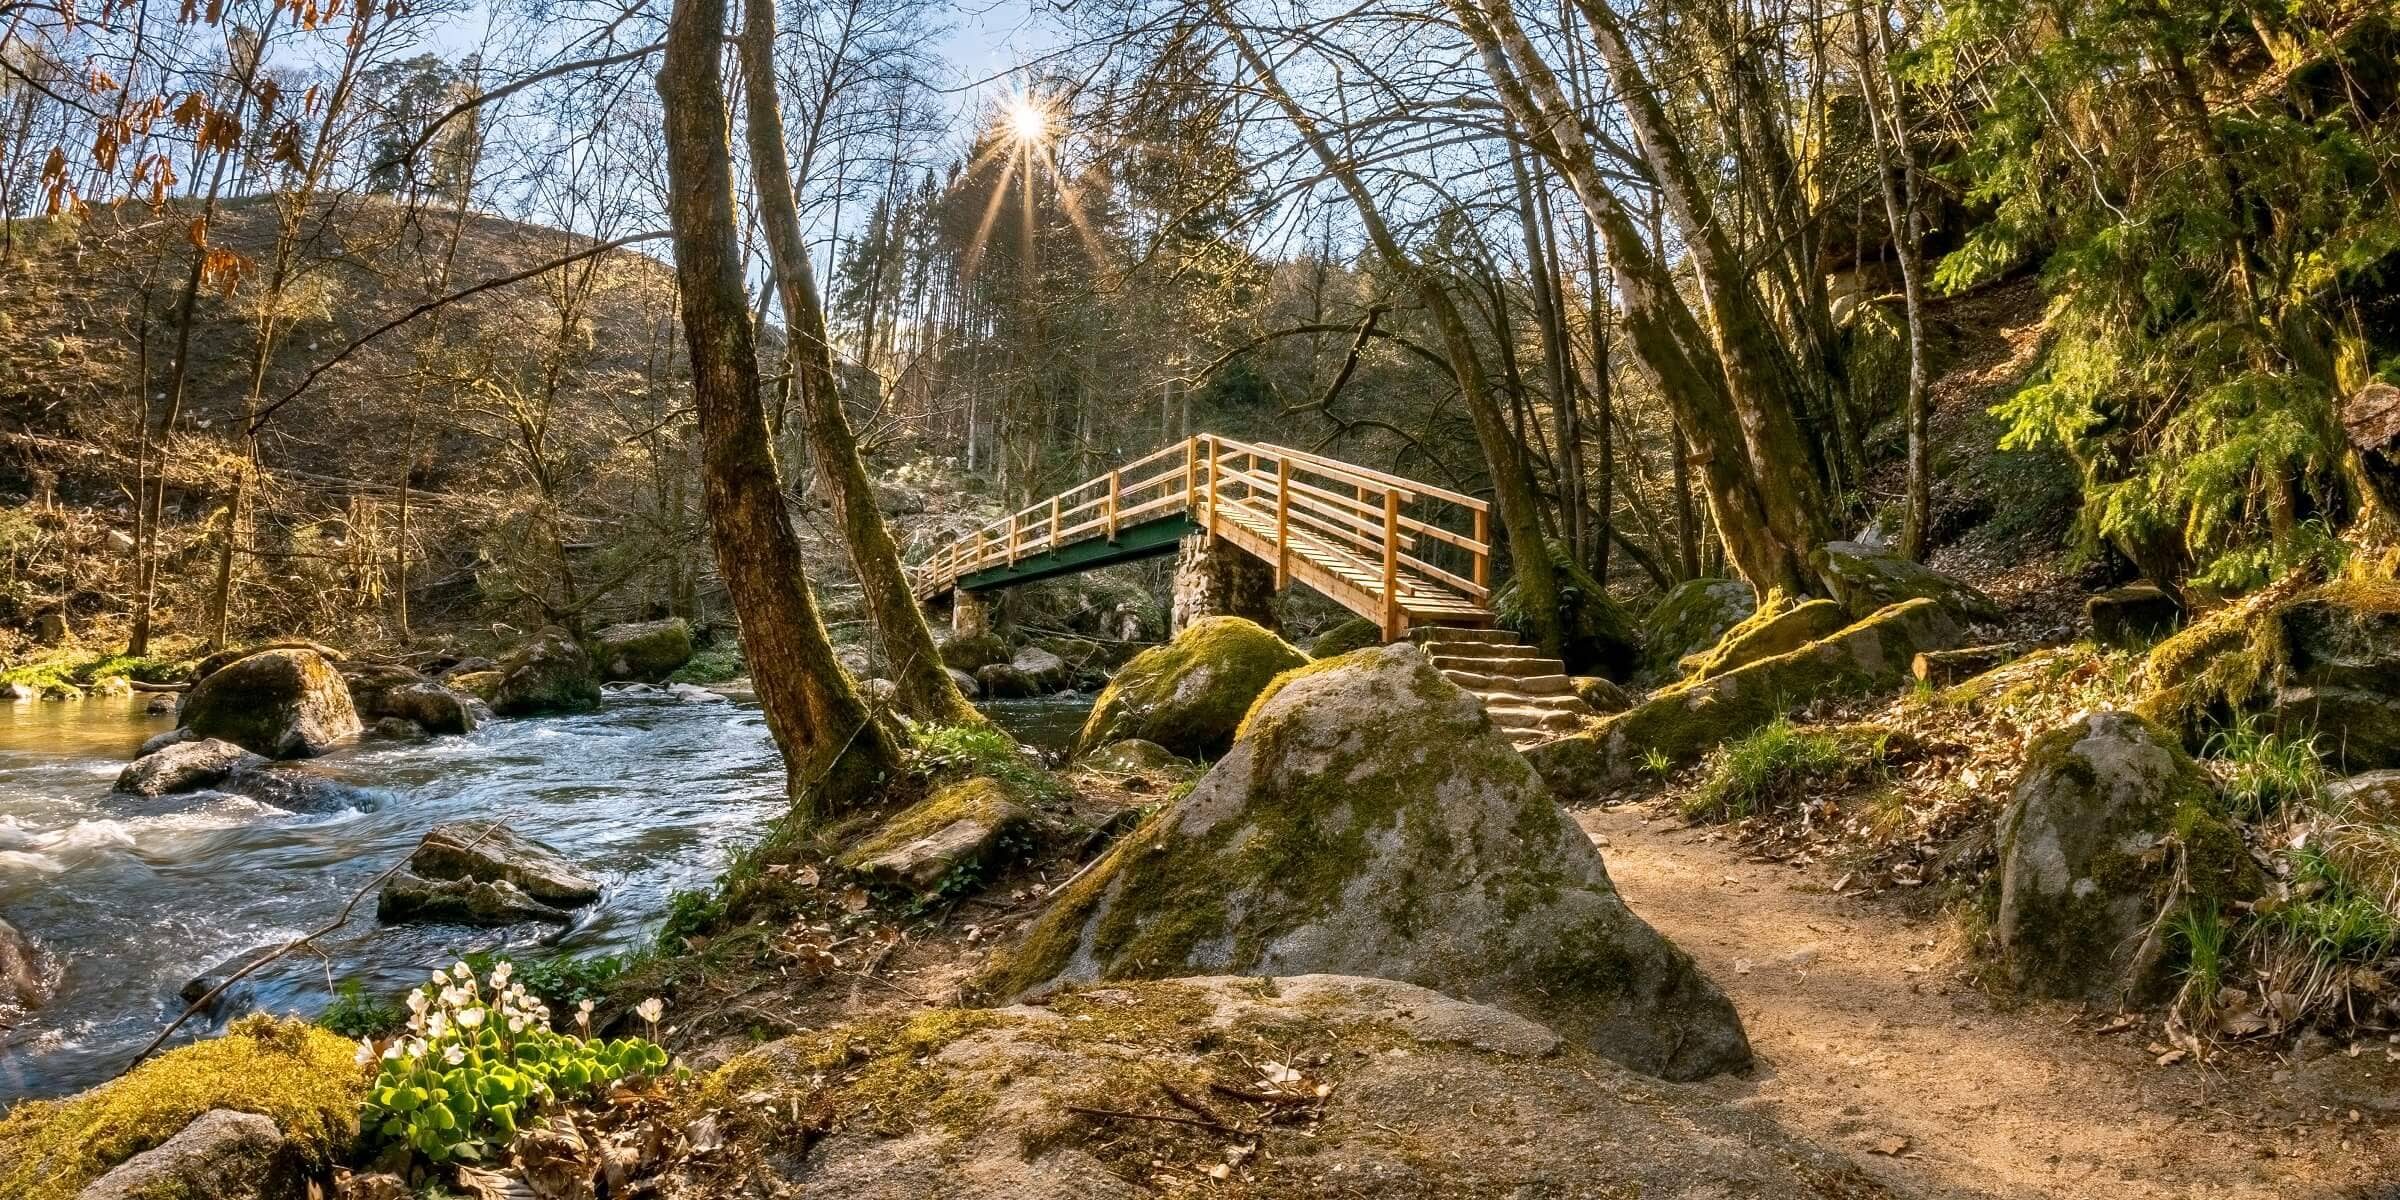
[945, 666, 981, 698]
[489, 627, 602, 716]
[1813, 540, 2004, 625]
[377, 870, 576, 926]
[1639, 578, 1757, 678]
[985, 643, 1751, 1082]
[1079, 738, 1182, 772]
[137, 726, 196, 758]
[114, 738, 263, 797]
[1009, 647, 1069, 692]
[0, 917, 53, 1013]
[180, 648, 361, 759]
[592, 618, 695, 683]
[77, 1109, 295, 1200]
[405, 821, 602, 906]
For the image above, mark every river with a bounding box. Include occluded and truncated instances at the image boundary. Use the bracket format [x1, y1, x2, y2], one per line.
[0, 686, 1093, 1105]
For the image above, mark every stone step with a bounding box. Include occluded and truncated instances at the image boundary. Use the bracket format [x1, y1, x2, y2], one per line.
[1427, 648, 1547, 673]
[1484, 704, 1589, 733]
[1438, 670, 1573, 696]
[1415, 626, 1520, 646]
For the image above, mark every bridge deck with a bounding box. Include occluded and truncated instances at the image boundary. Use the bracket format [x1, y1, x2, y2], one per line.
[914, 435, 1494, 639]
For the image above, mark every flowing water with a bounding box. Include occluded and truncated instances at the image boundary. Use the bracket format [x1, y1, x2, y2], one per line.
[0, 688, 785, 1105]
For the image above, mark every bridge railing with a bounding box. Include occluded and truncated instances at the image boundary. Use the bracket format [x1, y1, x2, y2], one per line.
[912, 435, 1491, 636]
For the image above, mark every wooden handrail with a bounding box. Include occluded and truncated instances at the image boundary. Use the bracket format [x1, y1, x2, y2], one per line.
[910, 434, 1495, 637]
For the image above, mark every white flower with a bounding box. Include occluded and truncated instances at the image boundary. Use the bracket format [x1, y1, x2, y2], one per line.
[635, 997, 664, 1025]
[405, 989, 431, 1014]
[489, 961, 513, 988]
[443, 1044, 466, 1066]
[508, 1016, 526, 1033]
[456, 1008, 486, 1029]
[452, 961, 473, 980]
[425, 1012, 449, 1041]
[382, 1042, 404, 1060]
[354, 1039, 376, 1067]
[428, 969, 449, 989]
[576, 999, 593, 1029]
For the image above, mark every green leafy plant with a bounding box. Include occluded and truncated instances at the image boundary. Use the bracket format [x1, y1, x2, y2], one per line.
[1685, 718, 1874, 822]
[912, 722, 1062, 801]
[2200, 713, 2323, 821]
[461, 951, 631, 1010]
[361, 961, 670, 1163]
[2169, 901, 2231, 1017]
[319, 979, 403, 1039]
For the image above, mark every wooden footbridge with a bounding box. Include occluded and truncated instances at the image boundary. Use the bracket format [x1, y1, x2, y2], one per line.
[912, 435, 1496, 640]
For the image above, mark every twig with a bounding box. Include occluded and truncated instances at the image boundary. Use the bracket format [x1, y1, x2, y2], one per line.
[1063, 1105, 1243, 1136]
[1207, 1081, 1310, 1105]
[119, 822, 504, 1072]
[1160, 1081, 1241, 1130]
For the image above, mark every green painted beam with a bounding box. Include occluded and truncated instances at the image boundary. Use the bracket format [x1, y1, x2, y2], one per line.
[954, 514, 1198, 594]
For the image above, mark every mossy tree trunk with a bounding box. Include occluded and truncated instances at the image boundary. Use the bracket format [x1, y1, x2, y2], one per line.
[658, 0, 903, 821]
[735, 0, 983, 728]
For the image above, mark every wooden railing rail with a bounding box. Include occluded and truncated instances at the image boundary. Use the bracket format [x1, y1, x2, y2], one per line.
[911, 435, 1494, 638]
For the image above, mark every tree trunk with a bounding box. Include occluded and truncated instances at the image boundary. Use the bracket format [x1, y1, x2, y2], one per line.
[658, 0, 902, 820]
[735, 0, 981, 727]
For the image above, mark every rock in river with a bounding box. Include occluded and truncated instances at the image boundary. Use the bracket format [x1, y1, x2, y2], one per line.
[379, 821, 602, 926]
[981, 642, 1751, 1081]
[488, 626, 603, 716]
[592, 618, 695, 683]
[1, 916, 53, 1014]
[114, 738, 263, 798]
[179, 648, 361, 759]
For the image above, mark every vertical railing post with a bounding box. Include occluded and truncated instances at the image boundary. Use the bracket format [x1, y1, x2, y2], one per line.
[1183, 437, 1199, 518]
[1381, 487, 1402, 640]
[1049, 496, 1061, 552]
[1205, 435, 1221, 537]
[1473, 506, 1489, 593]
[1105, 469, 1121, 542]
[1274, 456, 1290, 588]
[1007, 512, 1019, 568]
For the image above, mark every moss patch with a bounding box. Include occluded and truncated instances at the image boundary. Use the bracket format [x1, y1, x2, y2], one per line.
[0, 1016, 365, 1200]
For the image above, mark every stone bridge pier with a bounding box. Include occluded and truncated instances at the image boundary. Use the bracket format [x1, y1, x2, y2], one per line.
[1170, 532, 1279, 634]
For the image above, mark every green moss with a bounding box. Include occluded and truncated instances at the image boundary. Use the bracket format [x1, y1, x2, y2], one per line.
[0, 646, 194, 692]
[1638, 578, 1757, 677]
[692, 1008, 1008, 1143]
[1070, 616, 1304, 760]
[1494, 540, 1639, 676]
[1685, 718, 1896, 822]
[912, 722, 1061, 802]
[0, 1016, 365, 1200]
[1305, 617, 1382, 659]
[668, 642, 744, 684]
[1679, 592, 1849, 681]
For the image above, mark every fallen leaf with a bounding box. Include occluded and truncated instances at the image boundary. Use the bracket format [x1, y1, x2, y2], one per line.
[840, 884, 871, 913]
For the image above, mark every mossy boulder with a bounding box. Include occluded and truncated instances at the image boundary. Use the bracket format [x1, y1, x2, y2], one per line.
[1569, 675, 1632, 713]
[983, 643, 1751, 1081]
[1812, 540, 2003, 625]
[488, 626, 601, 716]
[2141, 574, 2400, 769]
[0, 1015, 363, 1200]
[1305, 616, 1382, 659]
[1995, 712, 2258, 1002]
[339, 662, 477, 736]
[1528, 598, 1962, 802]
[939, 632, 1012, 673]
[114, 738, 263, 798]
[837, 777, 1033, 894]
[1679, 592, 1850, 681]
[1069, 616, 1306, 761]
[179, 648, 361, 759]
[1639, 578, 1757, 678]
[1079, 738, 1184, 772]
[591, 618, 695, 683]
[78, 1109, 293, 1200]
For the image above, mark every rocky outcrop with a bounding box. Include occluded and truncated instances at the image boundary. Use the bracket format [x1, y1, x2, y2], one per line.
[1995, 712, 2258, 1002]
[2142, 575, 2400, 770]
[1569, 675, 1632, 713]
[1, 917, 51, 1014]
[1639, 577, 1757, 678]
[939, 631, 1011, 673]
[1529, 599, 1963, 800]
[114, 738, 262, 797]
[592, 618, 695, 683]
[75, 1110, 296, 1200]
[1008, 647, 1069, 693]
[837, 778, 1033, 894]
[213, 765, 380, 815]
[378, 822, 600, 926]
[1812, 540, 2003, 625]
[179, 648, 361, 759]
[974, 662, 1036, 700]
[1679, 592, 1849, 681]
[488, 627, 602, 716]
[2088, 583, 2183, 648]
[694, 976, 1879, 1199]
[1069, 616, 1307, 761]
[988, 643, 1751, 1081]
[341, 663, 478, 736]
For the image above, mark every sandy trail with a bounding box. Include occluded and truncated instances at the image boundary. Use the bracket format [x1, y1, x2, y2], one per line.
[1580, 803, 2399, 1200]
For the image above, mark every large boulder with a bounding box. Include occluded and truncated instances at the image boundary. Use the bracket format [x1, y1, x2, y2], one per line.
[1529, 598, 1962, 800]
[340, 663, 478, 735]
[114, 738, 263, 797]
[1639, 578, 1757, 678]
[985, 643, 1750, 1081]
[939, 632, 1012, 674]
[1069, 617, 1306, 761]
[488, 627, 602, 716]
[376, 874, 577, 925]
[1008, 646, 1070, 693]
[689, 976, 1881, 1199]
[179, 649, 361, 759]
[592, 618, 695, 683]
[1812, 540, 2003, 625]
[1995, 712, 2258, 1002]
[836, 777, 1033, 894]
[76, 1109, 296, 1200]
[973, 662, 1037, 700]
[0, 917, 52, 1014]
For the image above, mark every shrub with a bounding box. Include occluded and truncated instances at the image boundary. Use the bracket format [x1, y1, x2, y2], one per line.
[362, 961, 669, 1164]
[1685, 718, 1894, 822]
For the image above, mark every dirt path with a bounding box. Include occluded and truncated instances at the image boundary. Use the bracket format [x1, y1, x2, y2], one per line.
[1580, 803, 2400, 1200]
